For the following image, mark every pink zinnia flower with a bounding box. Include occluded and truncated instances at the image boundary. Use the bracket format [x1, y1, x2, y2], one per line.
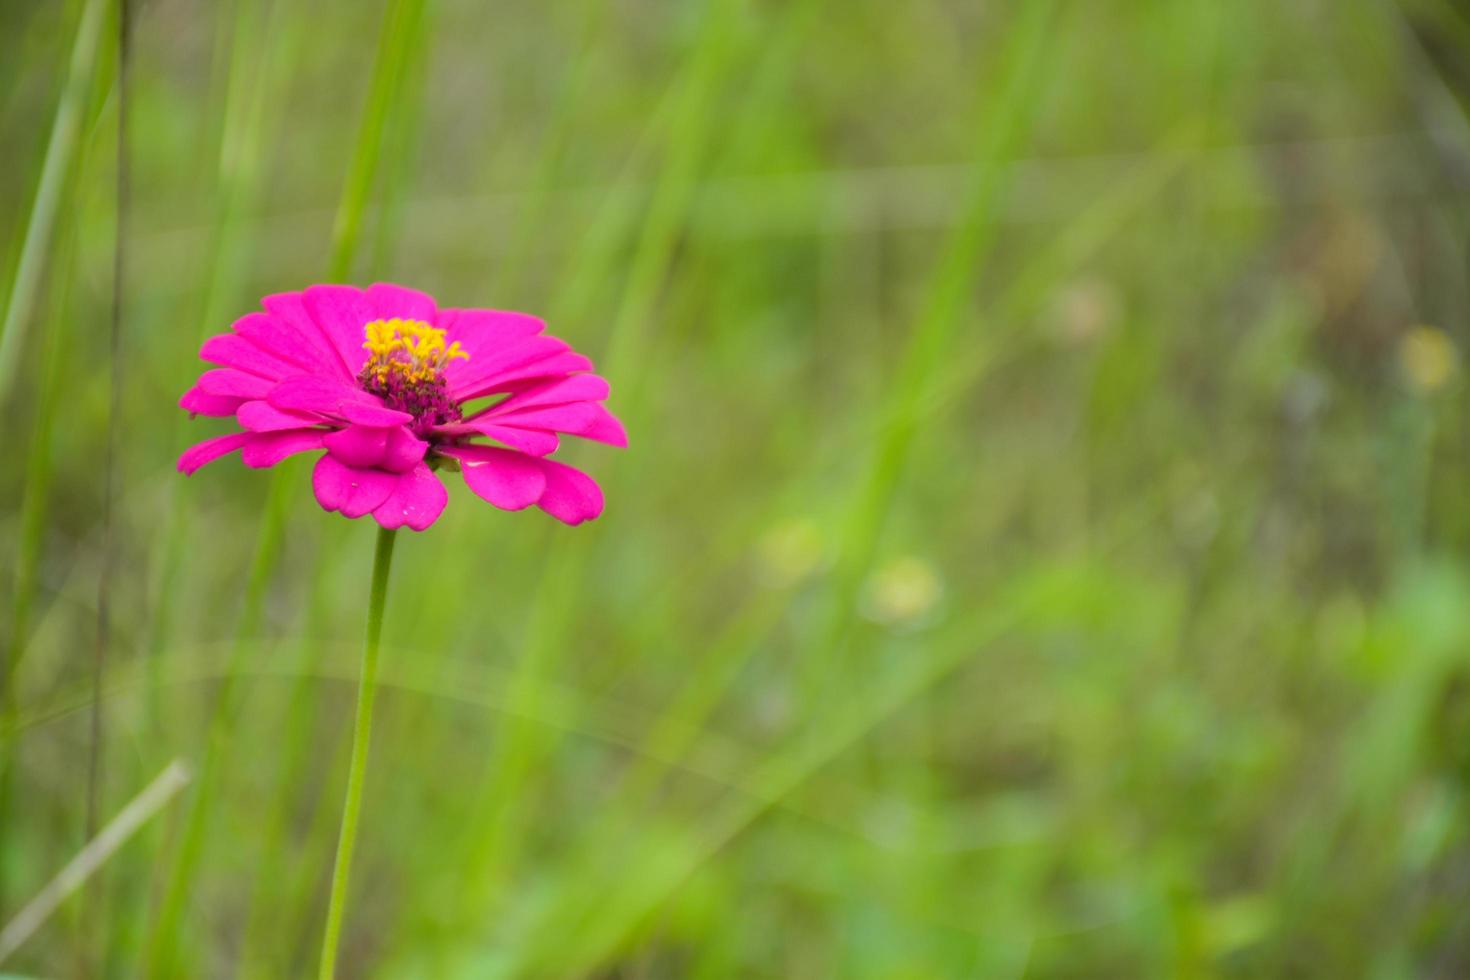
[178, 283, 625, 530]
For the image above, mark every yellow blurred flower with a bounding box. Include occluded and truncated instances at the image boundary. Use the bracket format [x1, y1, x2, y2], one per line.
[861, 555, 944, 629]
[755, 518, 824, 587]
[1400, 326, 1457, 393]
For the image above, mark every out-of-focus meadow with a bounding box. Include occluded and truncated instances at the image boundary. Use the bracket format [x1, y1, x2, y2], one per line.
[5, 0, 1470, 976]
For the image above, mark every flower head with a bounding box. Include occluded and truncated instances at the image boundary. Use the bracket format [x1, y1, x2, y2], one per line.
[178, 283, 626, 530]
[1400, 325, 1458, 394]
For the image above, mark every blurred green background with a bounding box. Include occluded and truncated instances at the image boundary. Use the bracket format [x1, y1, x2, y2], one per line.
[6, 0, 1470, 976]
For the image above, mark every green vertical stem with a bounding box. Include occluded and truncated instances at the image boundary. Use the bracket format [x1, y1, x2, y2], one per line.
[83, 0, 131, 969]
[234, 522, 355, 977]
[457, 0, 739, 916]
[366, 0, 431, 278]
[327, 0, 427, 281]
[489, 0, 609, 299]
[142, 0, 274, 676]
[236, 1, 430, 967]
[0, 0, 109, 403]
[0, 189, 81, 925]
[91, 0, 132, 847]
[0, 0, 111, 927]
[318, 526, 397, 980]
[0, 0, 106, 723]
[818, 0, 1059, 662]
[142, 471, 292, 976]
[145, 0, 425, 970]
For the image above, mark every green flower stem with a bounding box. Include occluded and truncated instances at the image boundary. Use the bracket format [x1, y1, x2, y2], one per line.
[318, 525, 397, 980]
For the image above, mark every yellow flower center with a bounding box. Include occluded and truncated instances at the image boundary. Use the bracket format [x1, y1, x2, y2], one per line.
[361, 318, 468, 387]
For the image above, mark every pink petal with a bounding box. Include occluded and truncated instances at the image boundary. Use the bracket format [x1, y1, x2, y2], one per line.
[433, 421, 560, 456]
[481, 425, 560, 456]
[323, 425, 390, 467]
[485, 374, 611, 414]
[488, 402, 628, 447]
[267, 377, 412, 427]
[533, 458, 604, 525]
[366, 282, 437, 324]
[301, 285, 374, 376]
[320, 422, 424, 472]
[232, 310, 346, 380]
[489, 401, 598, 429]
[452, 351, 596, 401]
[446, 335, 573, 401]
[249, 301, 349, 382]
[198, 368, 273, 400]
[381, 426, 428, 473]
[181, 387, 245, 417]
[200, 333, 301, 380]
[442, 445, 546, 511]
[439, 308, 546, 370]
[339, 400, 416, 426]
[573, 406, 628, 447]
[240, 430, 325, 468]
[371, 464, 447, 531]
[312, 455, 398, 519]
[178, 431, 253, 474]
[237, 400, 323, 432]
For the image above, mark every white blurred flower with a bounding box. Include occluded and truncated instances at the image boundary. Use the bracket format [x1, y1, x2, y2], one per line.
[1049, 276, 1121, 347]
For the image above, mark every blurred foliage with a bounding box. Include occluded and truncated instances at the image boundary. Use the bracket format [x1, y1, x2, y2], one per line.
[5, 0, 1470, 976]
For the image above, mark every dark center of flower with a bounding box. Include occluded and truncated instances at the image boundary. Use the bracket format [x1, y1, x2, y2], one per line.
[357, 318, 467, 436]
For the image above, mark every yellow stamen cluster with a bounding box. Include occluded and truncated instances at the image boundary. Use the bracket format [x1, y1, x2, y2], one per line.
[361, 318, 468, 386]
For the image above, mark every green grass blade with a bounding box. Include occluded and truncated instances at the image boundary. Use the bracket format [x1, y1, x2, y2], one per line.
[0, 0, 108, 403]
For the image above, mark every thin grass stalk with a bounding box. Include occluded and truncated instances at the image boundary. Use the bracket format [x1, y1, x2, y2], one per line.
[445, 1, 845, 945]
[0, 0, 108, 403]
[596, 0, 738, 391]
[223, 0, 432, 966]
[12, 630, 997, 836]
[234, 546, 344, 977]
[317, 527, 397, 980]
[506, 498, 1162, 977]
[488, 0, 608, 299]
[142, 0, 278, 674]
[127, 43, 273, 955]
[817, 0, 1060, 661]
[488, 4, 1060, 970]
[205, 0, 431, 961]
[80, 0, 131, 968]
[0, 0, 117, 922]
[454, 0, 741, 919]
[137, 1, 289, 793]
[1, 234, 77, 703]
[797, 5, 1059, 953]
[0, 197, 81, 923]
[0, 761, 190, 967]
[365, 0, 431, 279]
[136, 9, 297, 941]
[490, 0, 834, 833]
[506, 572, 1059, 977]
[143, 0, 424, 969]
[0, 5, 107, 695]
[539, 128, 1196, 921]
[92, 0, 133, 843]
[282, 728, 362, 968]
[142, 473, 292, 976]
[327, 0, 427, 282]
[503, 0, 829, 804]
[89, 0, 133, 834]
